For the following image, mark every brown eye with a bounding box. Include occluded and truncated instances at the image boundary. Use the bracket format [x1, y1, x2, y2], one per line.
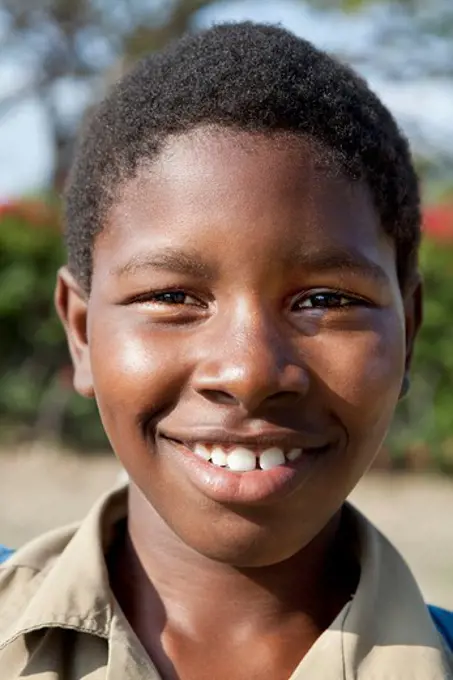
[124, 288, 210, 316]
[152, 291, 196, 305]
[293, 292, 364, 310]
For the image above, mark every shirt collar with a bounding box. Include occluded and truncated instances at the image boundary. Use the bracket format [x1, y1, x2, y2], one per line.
[345, 506, 452, 678]
[0, 486, 127, 646]
[291, 506, 452, 679]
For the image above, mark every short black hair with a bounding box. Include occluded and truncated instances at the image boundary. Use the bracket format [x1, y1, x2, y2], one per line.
[65, 21, 421, 293]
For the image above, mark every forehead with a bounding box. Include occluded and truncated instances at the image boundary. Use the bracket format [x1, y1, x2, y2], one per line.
[98, 127, 395, 279]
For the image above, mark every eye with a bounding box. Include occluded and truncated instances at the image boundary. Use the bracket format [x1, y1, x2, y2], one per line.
[128, 289, 206, 308]
[292, 291, 367, 311]
[149, 290, 200, 306]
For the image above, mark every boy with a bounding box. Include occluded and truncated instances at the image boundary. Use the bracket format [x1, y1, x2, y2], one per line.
[0, 21, 452, 679]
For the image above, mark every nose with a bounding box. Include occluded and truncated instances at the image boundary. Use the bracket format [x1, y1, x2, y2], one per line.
[191, 310, 310, 413]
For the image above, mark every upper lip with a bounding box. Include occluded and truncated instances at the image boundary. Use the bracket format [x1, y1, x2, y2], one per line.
[159, 428, 334, 451]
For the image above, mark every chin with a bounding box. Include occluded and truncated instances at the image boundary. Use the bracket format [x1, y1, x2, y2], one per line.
[177, 519, 306, 568]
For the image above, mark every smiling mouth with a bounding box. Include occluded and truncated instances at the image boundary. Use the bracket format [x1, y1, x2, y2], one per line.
[161, 436, 331, 473]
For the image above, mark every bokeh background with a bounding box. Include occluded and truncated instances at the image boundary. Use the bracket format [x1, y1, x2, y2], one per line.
[0, 0, 452, 605]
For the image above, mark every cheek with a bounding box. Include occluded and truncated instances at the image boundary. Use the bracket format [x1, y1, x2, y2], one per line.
[313, 314, 405, 434]
[88, 317, 188, 424]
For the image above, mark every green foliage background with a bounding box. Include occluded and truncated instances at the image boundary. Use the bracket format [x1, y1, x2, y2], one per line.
[1, 201, 452, 468]
[389, 239, 453, 470]
[0, 205, 107, 449]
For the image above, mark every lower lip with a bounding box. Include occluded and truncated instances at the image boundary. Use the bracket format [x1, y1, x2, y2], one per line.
[159, 437, 331, 505]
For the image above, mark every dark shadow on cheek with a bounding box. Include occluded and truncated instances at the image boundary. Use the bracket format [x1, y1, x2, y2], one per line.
[292, 311, 325, 336]
[292, 307, 392, 336]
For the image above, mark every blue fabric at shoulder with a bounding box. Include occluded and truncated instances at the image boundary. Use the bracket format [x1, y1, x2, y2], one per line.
[0, 545, 14, 564]
[429, 605, 453, 651]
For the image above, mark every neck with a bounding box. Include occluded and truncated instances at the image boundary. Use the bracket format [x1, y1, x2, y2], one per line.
[109, 484, 359, 642]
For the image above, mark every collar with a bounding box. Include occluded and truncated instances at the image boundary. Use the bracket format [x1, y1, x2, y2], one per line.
[292, 506, 453, 679]
[0, 486, 127, 646]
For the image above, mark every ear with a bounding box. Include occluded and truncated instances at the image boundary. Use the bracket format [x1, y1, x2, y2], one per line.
[55, 266, 94, 398]
[400, 273, 423, 398]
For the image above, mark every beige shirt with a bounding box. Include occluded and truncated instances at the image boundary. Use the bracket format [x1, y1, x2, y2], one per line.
[0, 487, 452, 679]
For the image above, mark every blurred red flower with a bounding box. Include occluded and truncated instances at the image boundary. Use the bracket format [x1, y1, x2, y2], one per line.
[0, 199, 60, 229]
[423, 204, 453, 242]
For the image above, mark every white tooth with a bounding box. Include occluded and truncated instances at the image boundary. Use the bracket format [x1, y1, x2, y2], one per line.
[259, 447, 286, 470]
[193, 443, 211, 461]
[287, 448, 303, 462]
[211, 446, 228, 467]
[226, 447, 256, 472]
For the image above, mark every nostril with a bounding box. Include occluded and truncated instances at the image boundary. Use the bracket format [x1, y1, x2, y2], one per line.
[199, 389, 238, 406]
[198, 388, 301, 409]
[267, 391, 301, 404]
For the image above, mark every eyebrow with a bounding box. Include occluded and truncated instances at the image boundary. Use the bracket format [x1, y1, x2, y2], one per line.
[111, 248, 215, 280]
[285, 248, 391, 287]
[112, 245, 390, 286]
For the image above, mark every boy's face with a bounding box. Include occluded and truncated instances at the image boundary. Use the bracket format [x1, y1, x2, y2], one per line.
[58, 128, 421, 566]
